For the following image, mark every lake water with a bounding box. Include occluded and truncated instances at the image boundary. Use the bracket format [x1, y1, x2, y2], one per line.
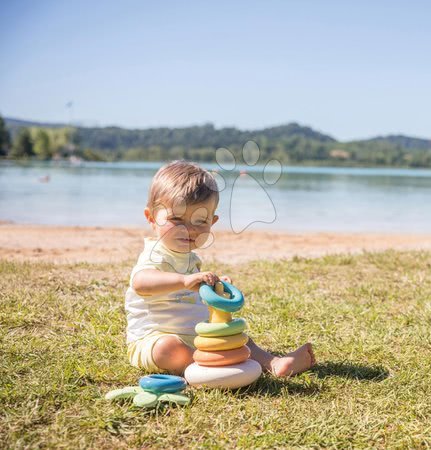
[1, 161, 430, 233]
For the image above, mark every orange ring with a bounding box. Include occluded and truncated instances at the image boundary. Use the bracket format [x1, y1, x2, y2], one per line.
[194, 345, 250, 366]
[194, 333, 249, 351]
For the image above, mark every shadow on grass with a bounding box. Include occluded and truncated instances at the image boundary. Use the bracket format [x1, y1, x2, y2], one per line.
[220, 360, 389, 400]
[232, 373, 323, 398]
[311, 360, 390, 381]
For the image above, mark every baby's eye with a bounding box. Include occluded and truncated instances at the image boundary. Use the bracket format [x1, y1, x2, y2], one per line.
[169, 216, 183, 222]
[190, 207, 210, 226]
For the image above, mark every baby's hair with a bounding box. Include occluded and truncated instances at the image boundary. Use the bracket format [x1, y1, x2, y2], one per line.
[147, 160, 219, 213]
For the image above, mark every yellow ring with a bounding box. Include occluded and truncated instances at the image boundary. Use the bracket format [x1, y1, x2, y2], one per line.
[194, 333, 249, 351]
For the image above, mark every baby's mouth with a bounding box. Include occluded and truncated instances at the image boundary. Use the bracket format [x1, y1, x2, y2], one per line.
[177, 237, 195, 243]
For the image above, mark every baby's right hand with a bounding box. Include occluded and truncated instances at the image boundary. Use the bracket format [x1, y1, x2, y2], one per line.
[184, 271, 219, 291]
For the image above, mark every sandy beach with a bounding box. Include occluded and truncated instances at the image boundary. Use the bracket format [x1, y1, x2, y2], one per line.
[1, 222, 430, 264]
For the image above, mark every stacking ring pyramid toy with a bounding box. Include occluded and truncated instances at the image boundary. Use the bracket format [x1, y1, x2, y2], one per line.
[184, 281, 262, 388]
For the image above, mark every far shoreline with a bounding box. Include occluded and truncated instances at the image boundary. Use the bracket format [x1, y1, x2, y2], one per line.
[2, 158, 431, 172]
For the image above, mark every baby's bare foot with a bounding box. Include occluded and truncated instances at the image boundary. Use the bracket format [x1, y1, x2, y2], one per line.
[270, 343, 316, 377]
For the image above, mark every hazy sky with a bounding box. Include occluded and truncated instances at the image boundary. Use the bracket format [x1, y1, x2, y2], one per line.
[1, 0, 430, 141]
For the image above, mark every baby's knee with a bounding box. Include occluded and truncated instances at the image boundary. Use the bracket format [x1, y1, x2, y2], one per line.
[152, 336, 194, 374]
[153, 335, 188, 359]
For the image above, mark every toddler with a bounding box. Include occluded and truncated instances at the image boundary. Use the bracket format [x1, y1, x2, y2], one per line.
[125, 160, 315, 376]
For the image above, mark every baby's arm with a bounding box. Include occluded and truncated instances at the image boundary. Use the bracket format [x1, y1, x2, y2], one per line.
[132, 269, 220, 296]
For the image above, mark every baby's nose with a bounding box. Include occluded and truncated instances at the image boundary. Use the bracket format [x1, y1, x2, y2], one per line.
[186, 225, 196, 235]
[186, 223, 200, 235]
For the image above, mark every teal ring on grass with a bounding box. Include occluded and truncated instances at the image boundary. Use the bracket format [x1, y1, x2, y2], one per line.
[199, 280, 244, 312]
[195, 318, 247, 337]
[139, 374, 186, 394]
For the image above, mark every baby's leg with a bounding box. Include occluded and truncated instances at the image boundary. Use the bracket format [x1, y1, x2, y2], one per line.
[247, 338, 316, 377]
[152, 335, 194, 375]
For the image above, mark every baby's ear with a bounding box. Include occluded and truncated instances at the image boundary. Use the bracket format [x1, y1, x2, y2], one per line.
[212, 214, 219, 225]
[144, 207, 154, 224]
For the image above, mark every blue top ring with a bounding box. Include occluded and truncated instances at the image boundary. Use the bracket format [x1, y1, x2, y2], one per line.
[139, 374, 187, 394]
[199, 280, 244, 312]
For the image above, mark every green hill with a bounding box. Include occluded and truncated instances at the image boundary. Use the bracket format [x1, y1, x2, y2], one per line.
[363, 135, 431, 150]
[3, 117, 431, 167]
[5, 118, 335, 149]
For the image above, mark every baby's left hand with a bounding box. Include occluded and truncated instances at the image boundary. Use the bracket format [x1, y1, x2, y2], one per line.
[219, 275, 232, 284]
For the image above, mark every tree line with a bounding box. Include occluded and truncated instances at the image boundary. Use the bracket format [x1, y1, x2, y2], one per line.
[1, 115, 430, 168]
[0, 116, 104, 161]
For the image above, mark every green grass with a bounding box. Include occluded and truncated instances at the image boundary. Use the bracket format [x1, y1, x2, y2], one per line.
[1, 251, 431, 449]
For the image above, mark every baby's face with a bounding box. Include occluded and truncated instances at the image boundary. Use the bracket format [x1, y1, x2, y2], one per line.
[146, 197, 218, 253]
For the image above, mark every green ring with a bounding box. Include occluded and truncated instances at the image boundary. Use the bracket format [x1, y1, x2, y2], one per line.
[195, 318, 247, 337]
[132, 391, 159, 408]
[158, 393, 191, 406]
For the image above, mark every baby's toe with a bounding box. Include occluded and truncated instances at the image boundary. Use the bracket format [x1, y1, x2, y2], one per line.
[307, 344, 316, 366]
